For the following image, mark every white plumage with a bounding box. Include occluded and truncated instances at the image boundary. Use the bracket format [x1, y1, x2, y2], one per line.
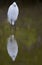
[7, 2, 19, 25]
[7, 35, 18, 61]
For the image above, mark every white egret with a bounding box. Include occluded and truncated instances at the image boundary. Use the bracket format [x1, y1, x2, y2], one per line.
[7, 2, 19, 25]
[7, 35, 18, 61]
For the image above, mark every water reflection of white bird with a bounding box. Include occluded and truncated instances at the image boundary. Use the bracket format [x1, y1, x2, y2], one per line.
[7, 2, 19, 26]
[7, 35, 18, 61]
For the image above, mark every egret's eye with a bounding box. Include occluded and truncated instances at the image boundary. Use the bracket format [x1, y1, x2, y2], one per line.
[14, 5, 16, 7]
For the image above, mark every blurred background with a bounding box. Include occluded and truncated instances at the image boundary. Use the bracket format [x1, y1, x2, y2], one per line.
[0, 0, 42, 65]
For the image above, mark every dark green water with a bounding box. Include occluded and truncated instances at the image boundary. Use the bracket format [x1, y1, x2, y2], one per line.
[0, 6, 42, 65]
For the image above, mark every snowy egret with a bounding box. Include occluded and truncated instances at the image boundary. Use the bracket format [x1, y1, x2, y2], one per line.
[7, 2, 19, 31]
[7, 35, 18, 61]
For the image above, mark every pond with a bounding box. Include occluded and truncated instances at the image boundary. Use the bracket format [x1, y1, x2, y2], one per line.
[0, 6, 42, 65]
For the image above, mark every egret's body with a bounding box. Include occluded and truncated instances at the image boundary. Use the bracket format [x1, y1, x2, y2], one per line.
[7, 2, 19, 25]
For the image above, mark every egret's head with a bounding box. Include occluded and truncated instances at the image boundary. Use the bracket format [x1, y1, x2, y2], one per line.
[13, 2, 17, 7]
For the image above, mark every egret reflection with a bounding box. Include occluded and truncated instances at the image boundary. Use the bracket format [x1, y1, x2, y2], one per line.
[7, 35, 18, 61]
